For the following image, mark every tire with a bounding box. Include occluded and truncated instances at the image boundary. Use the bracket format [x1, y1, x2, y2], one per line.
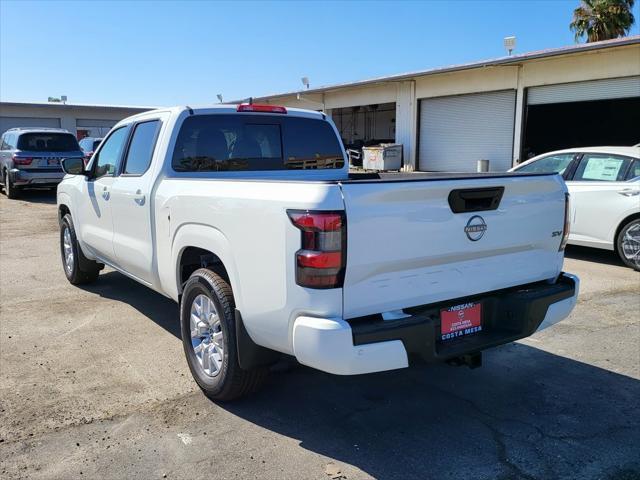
[616, 218, 640, 271]
[60, 214, 102, 284]
[180, 268, 268, 401]
[4, 170, 19, 199]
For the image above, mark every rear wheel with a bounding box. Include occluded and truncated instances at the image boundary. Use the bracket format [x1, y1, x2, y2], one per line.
[4, 170, 19, 199]
[616, 219, 640, 271]
[60, 214, 102, 284]
[180, 268, 268, 401]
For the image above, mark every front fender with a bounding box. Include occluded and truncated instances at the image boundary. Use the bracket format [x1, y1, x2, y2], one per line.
[56, 191, 73, 223]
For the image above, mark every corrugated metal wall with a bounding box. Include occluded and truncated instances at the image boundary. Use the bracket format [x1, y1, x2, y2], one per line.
[527, 76, 640, 105]
[418, 90, 516, 172]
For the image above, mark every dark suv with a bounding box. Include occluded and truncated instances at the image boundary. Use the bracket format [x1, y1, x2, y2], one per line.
[0, 127, 84, 199]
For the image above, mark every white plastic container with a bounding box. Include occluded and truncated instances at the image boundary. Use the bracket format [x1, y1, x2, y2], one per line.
[362, 144, 403, 171]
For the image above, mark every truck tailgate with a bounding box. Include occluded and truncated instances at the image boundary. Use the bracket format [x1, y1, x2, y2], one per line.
[339, 174, 566, 319]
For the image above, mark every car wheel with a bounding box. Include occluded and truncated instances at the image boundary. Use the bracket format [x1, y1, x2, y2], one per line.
[4, 170, 19, 199]
[180, 268, 268, 401]
[60, 214, 101, 284]
[616, 218, 640, 271]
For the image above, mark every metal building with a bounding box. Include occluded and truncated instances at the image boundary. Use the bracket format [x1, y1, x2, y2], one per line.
[0, 101, 154, 140]
[251, 36, 640, 172]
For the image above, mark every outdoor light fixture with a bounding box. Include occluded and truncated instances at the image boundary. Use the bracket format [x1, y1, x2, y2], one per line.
[504, 36, 516, 56]
[301, 76, 310, 89]
[216, 94, 223, 103]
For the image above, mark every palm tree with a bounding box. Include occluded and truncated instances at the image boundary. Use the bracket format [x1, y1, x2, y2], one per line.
[570, 0, 636, 42]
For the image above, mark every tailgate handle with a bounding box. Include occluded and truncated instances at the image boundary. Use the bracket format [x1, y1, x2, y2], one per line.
[448, 187, 504, 213]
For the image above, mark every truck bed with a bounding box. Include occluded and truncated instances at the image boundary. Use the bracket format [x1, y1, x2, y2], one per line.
[343, 171, 557, 183]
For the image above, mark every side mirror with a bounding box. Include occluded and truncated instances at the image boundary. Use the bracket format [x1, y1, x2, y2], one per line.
[61, 157, 86, 176]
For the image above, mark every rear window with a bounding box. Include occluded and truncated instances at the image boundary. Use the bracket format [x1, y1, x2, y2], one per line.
[172, 114, 344, 172]
[17, 132, 80, 152]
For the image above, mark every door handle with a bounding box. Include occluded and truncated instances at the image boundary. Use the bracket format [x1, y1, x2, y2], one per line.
[125, 189, 146, 205]
[618, 188, 640, 197]
[101, 186, 110, 200]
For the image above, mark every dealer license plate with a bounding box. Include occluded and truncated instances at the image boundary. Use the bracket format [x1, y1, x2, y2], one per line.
[440, 302, 482, 341]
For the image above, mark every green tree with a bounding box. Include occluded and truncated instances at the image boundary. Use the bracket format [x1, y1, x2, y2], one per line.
[570, 0, 636, 42]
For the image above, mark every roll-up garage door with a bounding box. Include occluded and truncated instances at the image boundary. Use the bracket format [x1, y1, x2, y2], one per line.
[418, 90, 516, 172]
[527, 76, 640, 105]
[0, 116, 61, 135]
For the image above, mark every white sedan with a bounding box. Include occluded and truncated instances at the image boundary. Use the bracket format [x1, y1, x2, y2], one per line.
[511, 146, 640, 270]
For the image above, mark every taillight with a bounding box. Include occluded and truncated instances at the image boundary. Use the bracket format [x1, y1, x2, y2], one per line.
[12, 155, 33, 166]
[288, 210, 346, 289]
[237, 103, 287, 114]
[560, 193, 571, 251]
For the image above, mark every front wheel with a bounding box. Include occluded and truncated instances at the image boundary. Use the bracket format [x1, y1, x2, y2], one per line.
[616, 218, 640, 271]
[60, 214, 102, 284]
[180, 268, 267, 401]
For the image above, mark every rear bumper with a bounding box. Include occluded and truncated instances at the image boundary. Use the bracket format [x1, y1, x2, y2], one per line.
[9, 168, 64, 186]
[292, 273, 579, 375]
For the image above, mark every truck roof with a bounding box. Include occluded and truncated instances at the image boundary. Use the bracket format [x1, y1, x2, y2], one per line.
[116, 104, 326, 126]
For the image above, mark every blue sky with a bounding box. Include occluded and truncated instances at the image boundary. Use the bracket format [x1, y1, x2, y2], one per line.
[1, 0, 638, 106]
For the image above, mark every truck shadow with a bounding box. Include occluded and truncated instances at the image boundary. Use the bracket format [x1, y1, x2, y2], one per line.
[79, 270, 180, 338]
[79, 270, 640, 479]
[217, 345, 640, 480]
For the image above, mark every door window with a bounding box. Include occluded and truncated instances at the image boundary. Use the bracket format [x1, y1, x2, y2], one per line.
[122, 120, 160, 175]
[625, 159, 640, 180]
[573, 154, 632, 182]
[517, 153, 575, 175]
[2, 133, 16, 150]
[92, 127, 128, 178]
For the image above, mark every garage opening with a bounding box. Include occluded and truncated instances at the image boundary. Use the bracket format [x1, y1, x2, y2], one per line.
[331, 102, 396, 163]
[522, 76, 640, 160]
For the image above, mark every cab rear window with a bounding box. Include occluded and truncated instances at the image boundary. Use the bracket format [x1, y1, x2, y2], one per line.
[17, 133, 80, 152]
[172, 114, 344, 172]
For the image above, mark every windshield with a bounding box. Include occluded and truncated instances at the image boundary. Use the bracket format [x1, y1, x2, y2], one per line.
[18, 133, 80, 152]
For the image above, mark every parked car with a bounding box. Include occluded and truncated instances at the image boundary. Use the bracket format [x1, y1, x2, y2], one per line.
[511, 146, 640, 270]
[78, 137, 103, 165]
[57, 104, 579, 401]
[0, 127, 84, 199]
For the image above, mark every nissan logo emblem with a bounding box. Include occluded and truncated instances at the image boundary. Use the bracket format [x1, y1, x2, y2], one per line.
[464, 215, 487, 241]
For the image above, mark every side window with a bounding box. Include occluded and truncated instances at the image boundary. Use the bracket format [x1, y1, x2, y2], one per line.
[517, 154, 575, 175]
[0, 134, 7, 150]
[573, 154, 632, 182]
[625, 159, 640, 180]
[2, 133, 15, 150]
[122, 120, 160, 175]
[92, 127, 129, 178]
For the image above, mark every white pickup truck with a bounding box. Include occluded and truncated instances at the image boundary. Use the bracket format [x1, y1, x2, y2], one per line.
[57, 104, 579, 401]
